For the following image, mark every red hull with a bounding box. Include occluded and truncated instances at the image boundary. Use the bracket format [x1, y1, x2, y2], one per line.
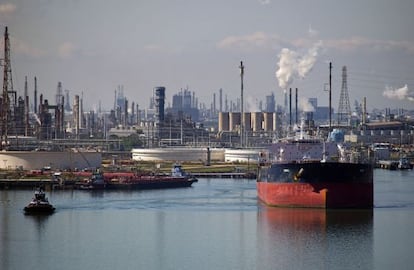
[257, 182, 373, 208]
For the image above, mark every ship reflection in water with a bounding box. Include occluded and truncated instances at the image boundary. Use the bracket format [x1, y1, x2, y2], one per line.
[256, 207, 373, 270]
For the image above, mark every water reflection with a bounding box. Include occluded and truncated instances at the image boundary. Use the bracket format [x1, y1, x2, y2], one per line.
[257, 207, 373, 270]
[23, 213, 53, 241]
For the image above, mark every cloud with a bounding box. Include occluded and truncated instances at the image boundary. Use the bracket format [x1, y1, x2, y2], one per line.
[258, 0, 271, 5]
[308, 25, 319, 38]
[325, 37, 414, 54]
[217, 31, 286, 52]
[275, 41, 323, 89]
[0, 36, 45, 58]
[383, 85, 414, 102]
[217, 31, 414, 55]
[0, 3, 16, 15]
[13, 39, 45, 58]
[143, 44, 169, 53]
[58, 42, 77, 59]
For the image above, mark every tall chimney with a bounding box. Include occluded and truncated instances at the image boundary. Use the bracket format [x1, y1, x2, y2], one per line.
[24, 76, 29, 136]
[34, 77, 37, 114]
[74, 95, 80, 138]
[362, 97, 367, 125]
[289, 88, 292, 128]
[295, 88, 298, 125]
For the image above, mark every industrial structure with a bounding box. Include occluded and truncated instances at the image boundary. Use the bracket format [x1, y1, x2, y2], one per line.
[337, 66, 351, 126]
[0, 26, 413, 168]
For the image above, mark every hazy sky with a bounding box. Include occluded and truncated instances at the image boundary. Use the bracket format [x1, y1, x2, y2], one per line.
[1, 0, 414, 112]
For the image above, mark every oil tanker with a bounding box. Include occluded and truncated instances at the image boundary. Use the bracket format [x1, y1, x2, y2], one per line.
[257, 127, 373, 209]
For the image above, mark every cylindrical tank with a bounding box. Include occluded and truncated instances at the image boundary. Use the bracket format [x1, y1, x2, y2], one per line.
[263, 112, 273, 132]
[251, 112, 263, 132]
[229, 112, 241, 132]
[243, 112, 251, 132]
[218, 112, 230, 132]
[329, 129, 344, 143]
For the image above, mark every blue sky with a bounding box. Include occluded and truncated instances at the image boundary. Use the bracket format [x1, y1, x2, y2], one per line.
[1, 0, 414, 112]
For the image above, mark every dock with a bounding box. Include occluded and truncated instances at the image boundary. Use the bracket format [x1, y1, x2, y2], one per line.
[376, 159, 413, 170]
[0, 178, 59, 190]
[376, 160, 398, 170]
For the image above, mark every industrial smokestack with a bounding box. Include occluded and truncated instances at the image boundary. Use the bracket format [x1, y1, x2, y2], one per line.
[124, 99, 128, 126]
[362, 97, 367, 125]
[80, 92, 84, 128]
[24, 76, 29, 136]
[34, 77, 37, 114]
[74, 95, 80, 138]
[131, 101, 135, 125]
[295, 88, 298, 125]
[219, 88, 223, 112]
[289, 88, 292, 127]
[39, 94, 43, 112]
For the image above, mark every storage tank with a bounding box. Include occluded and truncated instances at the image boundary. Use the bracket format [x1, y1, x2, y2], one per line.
[229, 112, 241, 132]
[243, 112, 252, 132]
[263, 112, 273, 132]
[251, 112, 263, 132]
[218, 112, 230, 132]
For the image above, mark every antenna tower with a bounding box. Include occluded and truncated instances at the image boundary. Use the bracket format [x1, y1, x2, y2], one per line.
[337, 66, 351, 126]
[1, 27, 16, 149]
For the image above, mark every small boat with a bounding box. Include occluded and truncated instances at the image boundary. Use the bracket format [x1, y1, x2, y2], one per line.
[78, 170, 107, 190]
[398, 157, 413, 170]
[24, 188, 55, 214]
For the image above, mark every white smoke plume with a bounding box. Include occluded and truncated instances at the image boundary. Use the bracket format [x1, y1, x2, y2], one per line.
[383, 84, 414, 102]
[275, 41, 322, 89]
[299, 97, 315, 112]
[245, 96, 260, 112]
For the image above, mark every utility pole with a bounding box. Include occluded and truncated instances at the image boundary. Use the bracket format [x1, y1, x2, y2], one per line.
[239, 61, 244, 148]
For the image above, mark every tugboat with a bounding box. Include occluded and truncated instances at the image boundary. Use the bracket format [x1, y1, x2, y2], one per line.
[24, 187, 56, 214]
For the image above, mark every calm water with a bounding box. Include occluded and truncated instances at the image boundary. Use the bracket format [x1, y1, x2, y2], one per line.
[1, 169, 414, 270]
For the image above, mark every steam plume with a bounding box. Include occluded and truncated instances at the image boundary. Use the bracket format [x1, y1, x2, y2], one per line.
[383, 85, 414, 102]
[299, 97, 315, 112]
[275, 41, 322, 89]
